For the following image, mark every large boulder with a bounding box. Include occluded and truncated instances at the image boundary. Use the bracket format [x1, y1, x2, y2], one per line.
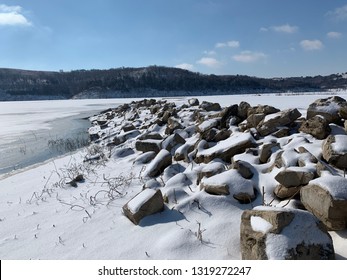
[307, 96, 347, 124]
[144, 149, 172, 177]
[299, 115, 331, 139]
[301, 175, 347, 230]
[123, 189, 164, 225]
[195, 132, 257, 163]
[256, 108, 302, 136]
[322, 135, 347, 169]
[240, 206, 335, 260]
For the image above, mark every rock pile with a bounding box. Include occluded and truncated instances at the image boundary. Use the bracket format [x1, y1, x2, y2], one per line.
[88, 95, 347, 259]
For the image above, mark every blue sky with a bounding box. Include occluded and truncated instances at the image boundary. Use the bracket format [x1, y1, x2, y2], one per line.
[1, 0, 347, 77]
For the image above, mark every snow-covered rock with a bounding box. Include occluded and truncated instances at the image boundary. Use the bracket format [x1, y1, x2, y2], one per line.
[195, 132, 257, 163]
[301, 175, 347, 230]
[123, 189, 164, 225]
[240, 206, 335, 259]
[144, 149, 172, 177]
[322, 135, 347, 169]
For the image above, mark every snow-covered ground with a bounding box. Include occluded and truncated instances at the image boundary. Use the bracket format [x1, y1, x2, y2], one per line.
[0, 92, 347, 260]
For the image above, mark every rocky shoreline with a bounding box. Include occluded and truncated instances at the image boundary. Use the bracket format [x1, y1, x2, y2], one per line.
[86, 96, 347, 260]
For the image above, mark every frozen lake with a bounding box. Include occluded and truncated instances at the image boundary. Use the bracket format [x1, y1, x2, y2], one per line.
[0, 99, 132, 176]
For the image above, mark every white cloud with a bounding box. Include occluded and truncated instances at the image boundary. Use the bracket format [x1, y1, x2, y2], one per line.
[0, 4, 31, 26]
[196, 57, 221, 67]
[203, 50, 217, 55]
[271, 24, 298, 34]
[300, 39, 323, 51]
[259, 27, 269, 32]
[327, 31, 342, 39]
[175, 63, 194, 71]
[215, 40, 240, 48]
[232, 51, 266, 63]
[327, 4, 347, 21]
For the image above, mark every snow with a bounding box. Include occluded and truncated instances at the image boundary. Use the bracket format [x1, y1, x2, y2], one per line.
[1, 92, 347, 260]
[127, 189, 157, 213]
[250, 216, 273, 234]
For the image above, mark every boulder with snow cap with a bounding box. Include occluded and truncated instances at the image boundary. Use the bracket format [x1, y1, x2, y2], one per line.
[144, 149, 172, 178]
[200, 169, 255, 202]
[322, 135, 347, 169]
[162, 133, 186, 154]
[188, 98, 199, 106]
[307, 96, 347, 124]
[240, 206, 335, 260]
[256, 108, 301, 136]
[195, 132, 257, 163]
[123, 189, 164, 225]
[301, 175, 347, 230]
[196, 161, 226, 184]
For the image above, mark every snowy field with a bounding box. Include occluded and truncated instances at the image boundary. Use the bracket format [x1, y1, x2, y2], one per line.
[0, 92, 347, 260]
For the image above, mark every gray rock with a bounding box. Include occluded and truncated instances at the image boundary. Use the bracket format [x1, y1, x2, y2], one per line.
[240, 207, 335, 260]
[299, 115, 331, 139]
[122, 189, 164, 225]
[248, 105, 280, 116]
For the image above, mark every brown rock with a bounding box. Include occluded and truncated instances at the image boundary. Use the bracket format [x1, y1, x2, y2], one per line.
[240, 207, 335, 260]
[299, 115, 331, 139]
[122, 189, 164, 225]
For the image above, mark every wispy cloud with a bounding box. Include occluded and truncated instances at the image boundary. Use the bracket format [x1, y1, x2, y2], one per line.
[326, 4, 347, 21]
[196, 57, 222, 67]
[272, 24, 298, 33]
[0, 4, 31, 26]
[203, 50, 217, 56]
[232, 51, 266, 63]
[260, 24, 298, 34]
[327, 31, 342, 39]
[300, 40, 323, 51]
[215, 40, 240, 48]
[175, 63, 194, 71]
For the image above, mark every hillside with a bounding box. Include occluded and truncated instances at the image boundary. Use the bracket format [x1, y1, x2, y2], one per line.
[0, 66, 347, 101]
